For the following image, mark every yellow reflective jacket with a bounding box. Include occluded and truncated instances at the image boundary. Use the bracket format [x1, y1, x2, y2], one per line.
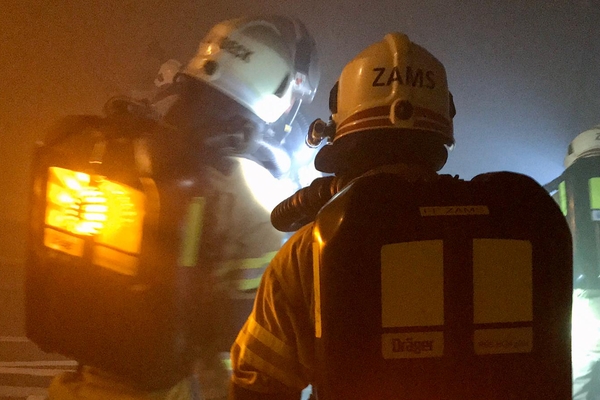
[230, 222, 316, 396]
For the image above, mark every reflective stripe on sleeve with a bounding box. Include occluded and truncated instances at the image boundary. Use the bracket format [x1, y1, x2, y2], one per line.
[237, 276, 263, 292]
[215, 251, 278, 291]
[220, 352, 232, 373]
[235, 336, 306, 390]
[240, 251, 278, 270]
[246, 316, 296, 361]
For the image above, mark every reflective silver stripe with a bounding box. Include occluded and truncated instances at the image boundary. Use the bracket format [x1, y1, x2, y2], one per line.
[220, 352, 232, 372]
[179, 197, 206, 267]
[236, 276, 263, 292]
[215, 251, 278, 291]
[558, 181, 567, 216]
[216, 251, 277, 274]
[235, 337, 306, 390]
[239, 251, 278, 270]
[246, 316, 296, 361]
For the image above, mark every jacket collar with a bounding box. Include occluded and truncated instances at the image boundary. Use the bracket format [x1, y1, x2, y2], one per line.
[358, 163, 439, 183]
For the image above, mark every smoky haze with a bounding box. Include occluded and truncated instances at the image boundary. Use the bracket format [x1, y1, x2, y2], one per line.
[1, 0, 599, 261]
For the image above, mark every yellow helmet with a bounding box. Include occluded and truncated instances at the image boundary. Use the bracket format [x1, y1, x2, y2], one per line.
[184, 16, 319, 124]
[310, 32, 455, 173]
[564, 124, 600, 168]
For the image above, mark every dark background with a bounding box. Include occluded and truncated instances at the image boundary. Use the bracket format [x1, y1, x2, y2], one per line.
[1, 0, 599, 262]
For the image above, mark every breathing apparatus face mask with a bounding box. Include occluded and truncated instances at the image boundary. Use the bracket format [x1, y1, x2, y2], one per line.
[162, 74, 264, 154]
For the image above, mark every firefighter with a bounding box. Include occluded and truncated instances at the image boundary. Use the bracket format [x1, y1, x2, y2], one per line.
[47, 15, 319, 400]
[229, 32, 455, 399]
[560, 125, 600, 400]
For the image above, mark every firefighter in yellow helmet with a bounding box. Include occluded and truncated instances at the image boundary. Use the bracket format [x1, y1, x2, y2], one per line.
[47, 15, 319, 400]
[229, 32, 455, 399]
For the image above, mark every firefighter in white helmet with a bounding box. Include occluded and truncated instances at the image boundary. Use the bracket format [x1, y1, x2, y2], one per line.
[561, 125, 600, 400]
[229, 32, 455, 399]
[48, 15, 319, 400]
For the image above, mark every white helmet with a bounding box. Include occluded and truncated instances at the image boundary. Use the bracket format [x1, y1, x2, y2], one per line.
[184, 16, 319, 124]
[564, 124, 600, 168]
[309, 32, 455, 173]
[154, 59, 183, 88]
